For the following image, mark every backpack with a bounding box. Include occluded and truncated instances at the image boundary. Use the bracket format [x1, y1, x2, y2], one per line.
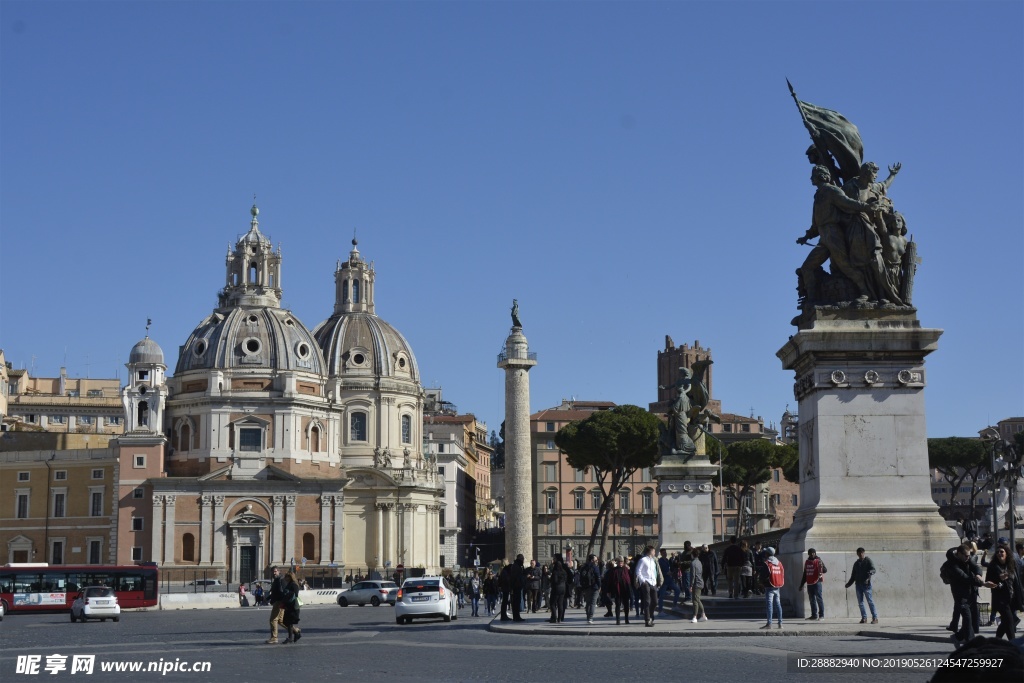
[766, 560, 785, 588]
[579, 566, 595, 589]
[940, 561, 952, 585]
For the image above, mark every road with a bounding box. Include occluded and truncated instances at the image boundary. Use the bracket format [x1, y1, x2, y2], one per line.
[1, 603, 958, 682]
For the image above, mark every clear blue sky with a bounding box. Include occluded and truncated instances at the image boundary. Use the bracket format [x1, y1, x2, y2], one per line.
[1, 1, 1021, 438]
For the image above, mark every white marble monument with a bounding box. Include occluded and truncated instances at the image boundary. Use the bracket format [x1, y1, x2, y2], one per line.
[654, 446, 719, 550]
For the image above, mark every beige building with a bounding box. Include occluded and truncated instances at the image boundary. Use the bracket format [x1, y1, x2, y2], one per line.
[3, 366, 124, 440]
[532, 400, 659, 562]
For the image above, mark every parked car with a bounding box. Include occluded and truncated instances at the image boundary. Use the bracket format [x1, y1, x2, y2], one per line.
[394, 576, 458, 624]
[188, 579, 224, 587]
[70, 586, 121, 623]
[337, 580, 398, 607]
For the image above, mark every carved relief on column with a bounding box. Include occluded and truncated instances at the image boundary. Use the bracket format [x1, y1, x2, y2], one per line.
[162, 495, 177, 565]
[284, 495, 297, 567]
[151, 495, 166, 565]
[272, 496, 285, 565]
[198, 495, 213, 565]
[212, 495, 226, 565]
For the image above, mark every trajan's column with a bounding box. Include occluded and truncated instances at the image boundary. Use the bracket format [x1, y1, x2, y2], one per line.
[498, 299, 537, 561]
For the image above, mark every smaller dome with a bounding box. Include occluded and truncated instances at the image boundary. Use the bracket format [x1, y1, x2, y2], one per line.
[130, 337, 164, 365]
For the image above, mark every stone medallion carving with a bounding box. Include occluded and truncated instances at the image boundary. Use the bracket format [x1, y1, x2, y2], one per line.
[864, 370, 880, 385]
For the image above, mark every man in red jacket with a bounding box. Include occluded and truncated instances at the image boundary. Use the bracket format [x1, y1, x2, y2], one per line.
[798, 548, 827, 620]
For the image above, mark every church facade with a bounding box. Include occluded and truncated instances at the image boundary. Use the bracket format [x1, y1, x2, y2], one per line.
[120, 205, 442, 583]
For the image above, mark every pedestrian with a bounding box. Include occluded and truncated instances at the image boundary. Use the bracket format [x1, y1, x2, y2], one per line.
[483, 569, 498, 616]
[525, 560, 541, 613]
[454, 573, 466, 609]
[699, 544, 719, 596]
[253, 582, 265, 607]
[678, 542, 693, 602]
[468, 571, 482, 617]
[943, 543, 984, 648]
[983, 545, 1020, 641]
[580, 554, 602, 624]
[238, 582, 248, 607]
[739, 540, 755, 598]
[608, 557, 632, 625]
[759, 547, 784, 629]
[689, 548, 707, 623]
[657, 548, 677, 613]
[636, 545, 661, 627]
[498, 563, 512, 621]
[281, 571, 302, 643]
[845, 547, 878, 624]
[510, 554, 526, 622]
[798, 548, 827, 620]
[600, 559, 615, 618]
[540, 564, 550, 610]
[752, 542, 767, 595]
[548, 554, 568, 623]
[265, 567, 285, 644]
[722, 536, 745, 599]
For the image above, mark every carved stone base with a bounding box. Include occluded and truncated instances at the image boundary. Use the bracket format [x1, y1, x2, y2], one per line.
[653, 456, 719, 551]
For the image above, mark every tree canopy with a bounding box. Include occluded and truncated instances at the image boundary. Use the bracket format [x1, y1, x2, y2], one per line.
[710, 439, 797, 534]
[555, 404, 661, 558]
[927, 437, 990, 519]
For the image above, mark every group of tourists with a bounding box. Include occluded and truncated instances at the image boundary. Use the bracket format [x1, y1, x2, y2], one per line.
[941, 537, 1024, 648]
[262, 566, 303, 644]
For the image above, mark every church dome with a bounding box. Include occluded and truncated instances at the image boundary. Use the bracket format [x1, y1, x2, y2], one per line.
[175, 307, 325, 375]
[314, 311, 419, 380]
[130, 337, 164, 365]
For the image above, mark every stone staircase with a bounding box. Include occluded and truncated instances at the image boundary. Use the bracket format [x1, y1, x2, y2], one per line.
[665, 594, 792, 621]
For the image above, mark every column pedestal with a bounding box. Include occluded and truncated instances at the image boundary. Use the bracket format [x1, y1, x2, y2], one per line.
[654, 454, 719, 551]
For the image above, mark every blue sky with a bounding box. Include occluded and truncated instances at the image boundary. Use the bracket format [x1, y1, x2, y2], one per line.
[1, 1, 1021, 438]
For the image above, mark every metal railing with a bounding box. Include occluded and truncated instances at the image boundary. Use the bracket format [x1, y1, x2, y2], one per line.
[496, 349, 537, 363]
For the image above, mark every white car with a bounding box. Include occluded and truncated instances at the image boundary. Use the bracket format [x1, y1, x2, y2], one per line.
[394, 577, 458, 624]
[70, 586, 121, 623]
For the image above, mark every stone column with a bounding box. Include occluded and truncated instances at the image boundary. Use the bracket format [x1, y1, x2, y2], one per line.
[497, 324, 538, 562]
[319, 496, 331, 564]
[162, 495, 176, 565]
[152, 495, 165, 565]
[375, 503, 384, 570]
[199, 495, 213, 564]
[212, 496, 225, 566]
[272, 496, 284, 565]
[332, 496, 345, 566]
[387, 503, 397, 568]
[284, 495, 296, 567]
[776, 312, 959, 618]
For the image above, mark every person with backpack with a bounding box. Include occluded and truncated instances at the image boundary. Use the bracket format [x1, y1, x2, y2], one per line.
[453, 573, 466, 609]
[845, 547, 877, 624]
[942, 543, 984, 648]
[722, 536, 745, 599]
[798, 548, 827, 620]
[548, 554, 568, 623]
[579, 554, 602, 624]
[759, 547, 785, 629]
[468, 571, 482, 617]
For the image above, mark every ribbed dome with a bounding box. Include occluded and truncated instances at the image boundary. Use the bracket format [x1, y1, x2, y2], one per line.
[314, 311, 419, 380]
[130, 337, 165, 365]
[175, 307, 325, 375]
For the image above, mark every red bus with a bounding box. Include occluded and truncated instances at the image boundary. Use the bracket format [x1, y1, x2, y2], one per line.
[0, 564, 159, 614]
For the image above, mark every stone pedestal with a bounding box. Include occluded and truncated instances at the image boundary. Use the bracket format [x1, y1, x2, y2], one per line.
[776, 311, 959, 618]
[654, 444, 719, 550]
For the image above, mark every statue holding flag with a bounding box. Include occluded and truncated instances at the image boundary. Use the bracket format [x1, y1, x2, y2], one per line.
[787, 81, 918, 324]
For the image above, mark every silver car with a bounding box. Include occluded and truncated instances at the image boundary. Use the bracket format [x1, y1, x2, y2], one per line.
[337, 580, 398, 607]
[394, 577, 458, 624]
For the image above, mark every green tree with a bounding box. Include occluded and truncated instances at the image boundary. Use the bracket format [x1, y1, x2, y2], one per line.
[711, 439, 796, 535]
[928, 437, 990, 521]
[555, 405, 661, 558]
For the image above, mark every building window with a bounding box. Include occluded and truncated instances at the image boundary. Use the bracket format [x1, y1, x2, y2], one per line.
[546, 422, 555, 432]
[53, 492, 66, 518]
[574, 491, 584, 510]
[618, 520, 630, 536]
[352, 279, 360, 303]
[182, 534, 195, 562]
[17, 471, 29, 482]
[132, 517, 144, 531]
[791, 494, 798, 506]
[723, 424, 732, 432]
[543, 463, 556, 482]
[16, 492, 30, 518]
[138, 370, 149, 381]
[773, 470, 780, 482]
[642, 491, 653, 512]
[79, 416, 94, 425]
[591, 490, 602, 509]
[742, 424, 751, 432]
[107, 416, 122, 426]
[88, 540, 102, 565]
[644, 520, 654, 535]
[575, 519, 585, 534]
[350, 412, 367, 442]
[574, 469, 585, 482]
[51, 415, 67, 425]
[134, 488, 145, 499]
[51, 540, 64, 565]
[772, 493, 781, 505]
[239, 427, 262, 452]
[725, 492, 737, 510]
[438, 508, 446, 527]
[54, 470, 67, 481]
[90, 491, 103, 517]
[546, 440, 556, 450]
[87, 389, 103, 397]
[547, 520, 557, 535]
[401, 415, 412, 444]
[134, 454, 146, 468]
[91, 469, 104, 479]
[131, 547, 144, 562]
[619, 491, 630, 511]
[641, 468, 652, 482]
[545, 491, 557, 513]
[437, 466, 445, 477]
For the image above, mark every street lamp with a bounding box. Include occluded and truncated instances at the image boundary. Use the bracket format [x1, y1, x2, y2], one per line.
[699, 426, 728, 542]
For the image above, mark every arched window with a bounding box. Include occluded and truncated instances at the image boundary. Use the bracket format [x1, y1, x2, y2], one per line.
[137, 401, 149, 427]
[352, 280, 360, 303]
[180, 423, 191, 452]
[401, 415, 412, 444]
[249, 263, 258, 284]
[310, 425, 321, 452]
[182, 533, 195, 563]
[342, 281, 348, 303]
[350, 412, 367, 442]
[302, 533, 315, 563]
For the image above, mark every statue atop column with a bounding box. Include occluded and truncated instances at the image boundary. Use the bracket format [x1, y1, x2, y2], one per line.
[788, 81, 918, 326]
[660, 359, 718, 461]
[511, 299, 522, 328]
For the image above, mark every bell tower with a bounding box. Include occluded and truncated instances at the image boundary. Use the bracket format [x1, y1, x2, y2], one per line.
[122, 332, 168, 435]
[333, 238, 376, 314]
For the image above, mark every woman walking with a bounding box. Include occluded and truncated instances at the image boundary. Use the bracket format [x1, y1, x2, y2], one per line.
[983, 546, 1020, 641]
[548, 555, 568, 623]
[282, 572, 302, 643]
